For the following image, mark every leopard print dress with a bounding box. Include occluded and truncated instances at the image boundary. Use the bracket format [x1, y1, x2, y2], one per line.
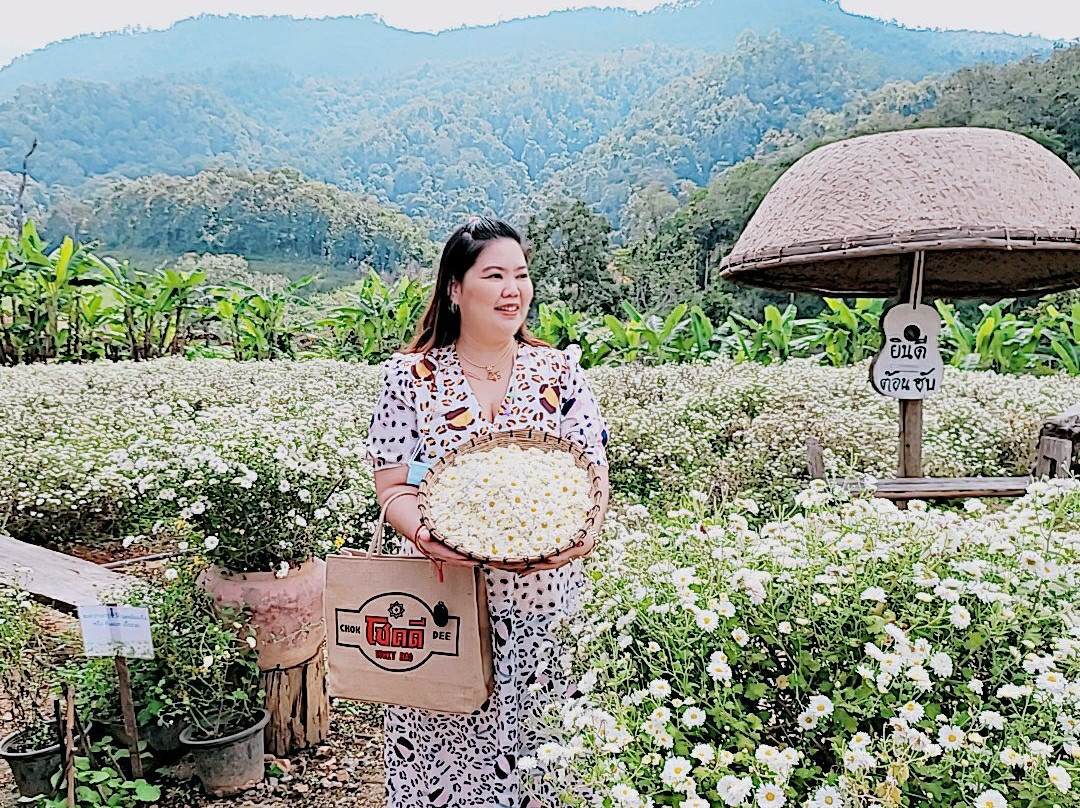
[364, 340, 609, 808]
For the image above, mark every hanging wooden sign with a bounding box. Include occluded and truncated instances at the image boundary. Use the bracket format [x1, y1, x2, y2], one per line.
[870, 302, 944, 399]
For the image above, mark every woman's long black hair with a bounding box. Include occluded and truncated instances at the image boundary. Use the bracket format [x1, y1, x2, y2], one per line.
[404, 216, 549, 353]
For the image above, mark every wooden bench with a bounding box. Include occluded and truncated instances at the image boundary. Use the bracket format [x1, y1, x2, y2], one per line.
[806, 424, 1072, 504]
[835, 475, 1031, 500]
[0, 535, 137, 613]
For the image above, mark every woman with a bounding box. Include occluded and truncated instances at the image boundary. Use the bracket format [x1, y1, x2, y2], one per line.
[364, 215, 611, 807]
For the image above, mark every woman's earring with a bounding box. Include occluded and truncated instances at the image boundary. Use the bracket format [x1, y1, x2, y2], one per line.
[450, 301, 458, 314]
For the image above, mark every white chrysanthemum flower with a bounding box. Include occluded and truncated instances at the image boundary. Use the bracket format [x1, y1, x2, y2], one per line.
[1000, 748, 1027, 767]
[659, 756, 692, 786]
[716, 775, 753, 807]
[949, 604, 971, 629]
[1047, 764, 1072, 794]
[929, 652, 953, 677]
[681, 706, 706, 728]
[648, 678, 672, 698]
[937, 725, 964, 750]
[695, 609, 720, 632]
[690, 743, 714, 764]
[973, 790, 1007, 808]
[848, 732, 871, 749]
[978, 711, 1005, 730]
[755, 783, 786, 808]
[1030, 740, 1053, 758]
[707, 650, 733, 683]
[609, 784, 642, 807]
[810, 785, 844, 808]
[900, 701, 925, 722]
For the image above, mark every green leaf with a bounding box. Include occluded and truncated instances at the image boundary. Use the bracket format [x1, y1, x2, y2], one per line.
[964, 631, 987, 651]
[134, 781, 161, 801]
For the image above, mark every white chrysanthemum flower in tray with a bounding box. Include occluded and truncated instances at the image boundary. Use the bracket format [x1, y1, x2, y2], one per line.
[425, 444, 591, 560]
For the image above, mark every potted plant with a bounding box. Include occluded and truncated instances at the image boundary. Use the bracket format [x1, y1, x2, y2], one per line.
[65, 564, 259, 762]
[156, 440, 355, 670]
[0, 585, 91, 798]
[171, 570, 265, 796]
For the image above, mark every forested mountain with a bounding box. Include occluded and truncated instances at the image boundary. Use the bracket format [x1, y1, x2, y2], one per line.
[49, 168, 437, 272]
[0, 0, 1052, 96]
[0, 0, 1059, 234]
[609, 43, 1080, 316]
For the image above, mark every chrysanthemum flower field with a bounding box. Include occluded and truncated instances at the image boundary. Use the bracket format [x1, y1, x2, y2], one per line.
[1, 357, 1078, 808]
[523, 481, 1080, 808]
[2, 358, 1077, 551]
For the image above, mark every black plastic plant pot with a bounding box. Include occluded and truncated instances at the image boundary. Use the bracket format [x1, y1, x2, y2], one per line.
[141, 720, 185, 761]
[99, 718, 185, 762]
[178, 709, 270, 797]
[0, 721, 93, 798]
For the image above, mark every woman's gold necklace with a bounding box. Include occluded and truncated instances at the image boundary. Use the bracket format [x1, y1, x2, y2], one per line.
[457, 341, 516, 382]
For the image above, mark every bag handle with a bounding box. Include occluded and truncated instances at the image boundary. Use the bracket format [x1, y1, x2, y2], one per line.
[369, 489, 418, 557]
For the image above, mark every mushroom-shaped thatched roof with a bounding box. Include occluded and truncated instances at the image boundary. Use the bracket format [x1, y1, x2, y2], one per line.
[719, 127, 1080, 297]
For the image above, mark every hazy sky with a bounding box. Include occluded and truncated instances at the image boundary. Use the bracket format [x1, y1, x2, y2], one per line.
[2, 0, 1078, 67]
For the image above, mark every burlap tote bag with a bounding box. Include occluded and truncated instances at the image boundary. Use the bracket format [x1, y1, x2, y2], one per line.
[325, 490, 495, 713]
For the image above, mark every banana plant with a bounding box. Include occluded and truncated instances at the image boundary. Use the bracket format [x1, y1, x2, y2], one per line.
[802, 298, 884, 367]
[723, 304, 804, 365]
[1037, 303, 1080, 375]
[312, 270, 428, 362]
[212, 275, 315, 360]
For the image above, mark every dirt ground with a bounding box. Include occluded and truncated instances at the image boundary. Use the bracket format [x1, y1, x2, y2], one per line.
[1, 702, 387, 808]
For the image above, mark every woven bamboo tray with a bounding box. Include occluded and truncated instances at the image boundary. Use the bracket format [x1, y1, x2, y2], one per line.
[416, 428, 604, 566]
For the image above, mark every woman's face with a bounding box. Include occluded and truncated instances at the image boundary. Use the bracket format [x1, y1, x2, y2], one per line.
[450, 238, 532, 340]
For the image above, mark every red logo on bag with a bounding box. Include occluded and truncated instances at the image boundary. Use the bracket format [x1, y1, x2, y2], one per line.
[335, 592, 461, 672]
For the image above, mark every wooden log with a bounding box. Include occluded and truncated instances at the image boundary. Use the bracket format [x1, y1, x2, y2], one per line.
[114, 656, 143, 779]
[261, 642, 329, 756]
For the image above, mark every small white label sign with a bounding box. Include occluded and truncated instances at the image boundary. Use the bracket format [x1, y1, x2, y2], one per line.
[78, 605, 155, 660]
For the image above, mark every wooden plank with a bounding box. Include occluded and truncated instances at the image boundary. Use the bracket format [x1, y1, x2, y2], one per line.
[0, 535, 137, 613]
[1034, 436, 1073, 479]
[839, 476, 1031, 500]
[898, 399, 923, 477]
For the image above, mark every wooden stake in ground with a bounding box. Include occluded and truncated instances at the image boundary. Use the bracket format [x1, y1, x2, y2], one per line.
[898, 399, 923, 478]
[55, 686, 76, 807]
[114, 655, 143, 779]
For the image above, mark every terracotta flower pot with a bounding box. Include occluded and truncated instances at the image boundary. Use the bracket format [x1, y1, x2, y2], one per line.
[198, 559, 326, 670]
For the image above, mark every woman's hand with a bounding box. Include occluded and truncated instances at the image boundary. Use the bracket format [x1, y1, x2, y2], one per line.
[412, 526, 483, 567]
[488, 530, 598, 575]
